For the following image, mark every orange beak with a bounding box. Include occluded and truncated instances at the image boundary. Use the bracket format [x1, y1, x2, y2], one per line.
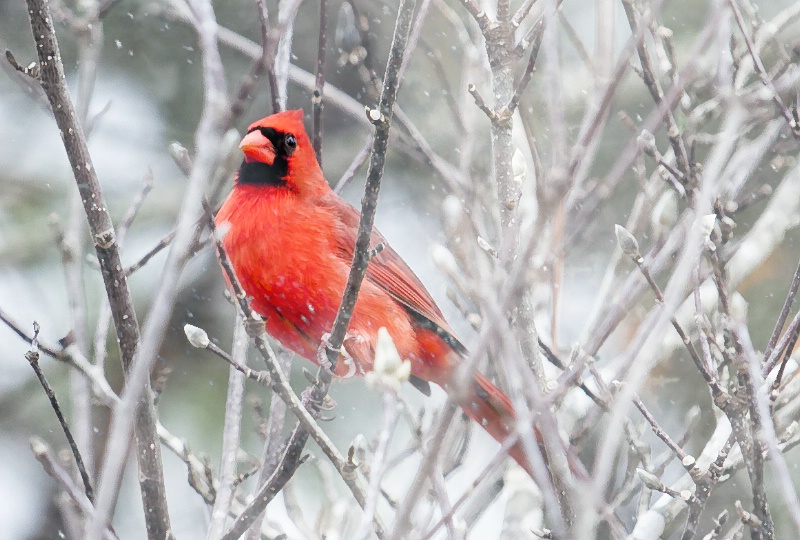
[239, 130, 276, 165]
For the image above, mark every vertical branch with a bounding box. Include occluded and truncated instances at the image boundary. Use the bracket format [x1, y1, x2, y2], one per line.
[52, 213, 94, 477]
[23, 1, 172, 538]
[207, 313, 248, 540]
[86, 0, 228, 537]
[243, 355, 290, 540]
[354, 390, 400, 540]
[312, 0, 328, 164]
[737, 324, 800, 537]
[486, 1, 521, 262]
[273, 0, 304, 110]
[68, 3, 105, 483]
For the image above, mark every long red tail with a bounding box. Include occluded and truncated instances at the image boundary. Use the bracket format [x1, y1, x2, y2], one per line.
[461, 373, 536, 477]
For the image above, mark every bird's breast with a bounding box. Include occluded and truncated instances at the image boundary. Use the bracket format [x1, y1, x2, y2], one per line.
[215, 186, 343, 327]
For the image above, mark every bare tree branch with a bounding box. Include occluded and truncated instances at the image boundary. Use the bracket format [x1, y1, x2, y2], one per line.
[22, 1, 171, 537]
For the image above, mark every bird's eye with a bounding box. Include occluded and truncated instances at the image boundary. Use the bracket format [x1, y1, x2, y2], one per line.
[283, 134, 297, 156]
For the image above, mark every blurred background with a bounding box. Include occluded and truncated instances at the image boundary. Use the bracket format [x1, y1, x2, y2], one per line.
[3, 0, 800, 538]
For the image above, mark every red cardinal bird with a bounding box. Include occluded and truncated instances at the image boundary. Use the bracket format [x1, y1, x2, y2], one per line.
[216, 109, 533, 476]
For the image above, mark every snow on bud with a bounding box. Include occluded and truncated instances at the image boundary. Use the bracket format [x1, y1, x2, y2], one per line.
[685, 405, 701, 433]
[681, 455, 696, 468]
[651, 191, 678, 231]
[730, 291, 748, 322]
[783, 421, 799, 442]
[184, 324, 210, 348]
[467, 313, 482, 328]
[169, 141, 192, 173]
[365, 328, 411, 392]
[30, 437, 48, 457]
[637, 129, 656, 150]
[431, 244, 458, 276]
[220, 128, 244, 170]
[697, 214, 717, 242]
[476, 236, 498, 258]
[512, 147, 527, 185]
[442, 195, 464, 231]
[615, 224, 641, 261]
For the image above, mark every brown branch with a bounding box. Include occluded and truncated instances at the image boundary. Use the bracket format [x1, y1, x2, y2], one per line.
[221, 424, 309, 540]
[616, 225, 726, 397]
[22, 1, 171, 538]
[0, 303, 226, 522]
[762, 253, 800, 380]
[506, 18, 544, 115]
[468, 83, 499, 122]
[460, 0, 491, 30]
[512, 0, 537, 28]
[323, 0, 418, 373]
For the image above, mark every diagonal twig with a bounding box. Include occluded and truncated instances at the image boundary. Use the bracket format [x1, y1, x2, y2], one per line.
[26, 322, 95, 504]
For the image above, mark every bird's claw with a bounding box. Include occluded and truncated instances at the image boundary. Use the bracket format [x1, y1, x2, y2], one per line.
[317, 332, 336, 370]
[317, 332, 360, 379]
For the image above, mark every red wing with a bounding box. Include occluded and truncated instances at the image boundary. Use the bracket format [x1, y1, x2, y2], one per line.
[318, 193, 464, 351]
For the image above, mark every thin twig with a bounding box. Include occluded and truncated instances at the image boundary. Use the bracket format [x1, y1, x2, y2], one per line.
[621, 0, 691, 181]
[763, 253, 800, 369]
[312, 0, 328, 164]
[226, 0, 279, 123]
[243, 353, 290, 540]
[355, 391, 400, 540]
[185, 324, 271, 386]
[418, 434, 519, 540]
[334, 136, 372, 194]
[26, 322, 95, 504]
[729, 0, 800, 137]
[506, 18, 545, 114]
[207, 313, 248, 540]
[460, 0, 491, 29]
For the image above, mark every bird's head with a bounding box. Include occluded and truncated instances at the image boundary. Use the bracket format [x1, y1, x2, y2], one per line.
[236, 109, 327, 196]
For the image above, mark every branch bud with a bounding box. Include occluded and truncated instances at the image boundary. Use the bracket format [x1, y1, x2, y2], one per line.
[476, 236, 498, 258]
[365, 328, 411, 392]
[637, 468, 662, 491]
[431, 244, 459, 276]
[184, 324, 210, 349]
[697, 214, 717, 245]
[442, 195, 464, 232]
[615, 225, 641, 261]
